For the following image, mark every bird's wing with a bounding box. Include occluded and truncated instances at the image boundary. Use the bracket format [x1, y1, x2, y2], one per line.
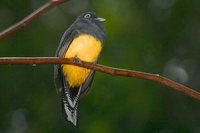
[54, 27, 81, 126]
[80, 53, 103, 98]
[55, 26, 74, 57]
[80, 70, 95, 98]
[54, 26, 78, 93]
[55, 58, 81, 126]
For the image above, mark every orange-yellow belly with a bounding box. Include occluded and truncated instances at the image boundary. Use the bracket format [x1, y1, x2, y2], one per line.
[62, 34, 102, 88]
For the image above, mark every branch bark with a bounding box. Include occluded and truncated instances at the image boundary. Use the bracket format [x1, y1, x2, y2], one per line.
[0, 57, 200, 101]
[0, 0, 68, 40]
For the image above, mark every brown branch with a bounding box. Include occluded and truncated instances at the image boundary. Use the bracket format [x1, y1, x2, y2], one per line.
[0, 0, 68, 40]
[0, 57, 200, 101]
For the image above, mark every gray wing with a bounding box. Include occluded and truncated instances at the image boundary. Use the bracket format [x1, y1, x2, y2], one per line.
[54, 26, 79, 93]
[80, 70, 96, 98]
[80, 53, 103, 98]
[54, 27, 81, 126]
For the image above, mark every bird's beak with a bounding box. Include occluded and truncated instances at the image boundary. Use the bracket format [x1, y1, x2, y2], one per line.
[95, 17, 106, 22]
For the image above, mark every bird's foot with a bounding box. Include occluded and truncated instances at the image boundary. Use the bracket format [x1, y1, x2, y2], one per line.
[73, 56, 83, 66]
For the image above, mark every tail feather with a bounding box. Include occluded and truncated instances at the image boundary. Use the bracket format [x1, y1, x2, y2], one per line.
[61, 86, 82, 126]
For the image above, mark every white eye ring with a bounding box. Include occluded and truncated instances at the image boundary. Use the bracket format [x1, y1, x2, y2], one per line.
[84, 14, 91, 18]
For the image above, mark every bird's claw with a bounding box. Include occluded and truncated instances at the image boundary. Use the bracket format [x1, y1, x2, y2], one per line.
[73, 56, 83, 65]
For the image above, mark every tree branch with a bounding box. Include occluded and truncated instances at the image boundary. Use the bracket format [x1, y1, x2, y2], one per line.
[0, 0, 68, 40]
[0, 57, 200, 101]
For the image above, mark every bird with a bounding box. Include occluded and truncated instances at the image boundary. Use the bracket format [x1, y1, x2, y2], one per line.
[54, 12, 106, 126]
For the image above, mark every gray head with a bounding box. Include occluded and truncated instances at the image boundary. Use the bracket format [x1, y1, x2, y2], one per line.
[78, 12, 105, 24]
[74, 12, 106, 43]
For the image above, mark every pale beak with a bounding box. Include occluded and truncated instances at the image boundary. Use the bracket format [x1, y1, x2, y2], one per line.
[95, 17, 106, 22]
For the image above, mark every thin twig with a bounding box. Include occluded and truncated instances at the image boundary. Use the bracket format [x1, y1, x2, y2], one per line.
[0, 57, 200, 101]
[0, 0, 68, 40]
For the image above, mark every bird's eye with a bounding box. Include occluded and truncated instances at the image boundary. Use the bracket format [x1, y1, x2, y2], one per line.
[84, 14, 91, 18]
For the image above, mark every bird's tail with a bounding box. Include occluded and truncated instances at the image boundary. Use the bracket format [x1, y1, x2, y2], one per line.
[61, 86, 81, 126]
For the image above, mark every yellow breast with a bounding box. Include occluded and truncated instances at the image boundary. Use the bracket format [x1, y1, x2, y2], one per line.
[62, 34, 102, 88]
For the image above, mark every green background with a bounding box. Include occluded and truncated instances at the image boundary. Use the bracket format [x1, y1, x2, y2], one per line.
[0, 0, 200, 132]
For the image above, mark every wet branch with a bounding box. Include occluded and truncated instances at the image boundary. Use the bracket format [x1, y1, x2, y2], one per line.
[0, 0, 68, 40]
[0, 57, 200, 101]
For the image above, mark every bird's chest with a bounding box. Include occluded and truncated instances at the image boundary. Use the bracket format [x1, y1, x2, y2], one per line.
[62, 34, 102, 87]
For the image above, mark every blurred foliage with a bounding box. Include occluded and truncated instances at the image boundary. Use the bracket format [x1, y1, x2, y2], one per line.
[0, 0, 200, 132]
